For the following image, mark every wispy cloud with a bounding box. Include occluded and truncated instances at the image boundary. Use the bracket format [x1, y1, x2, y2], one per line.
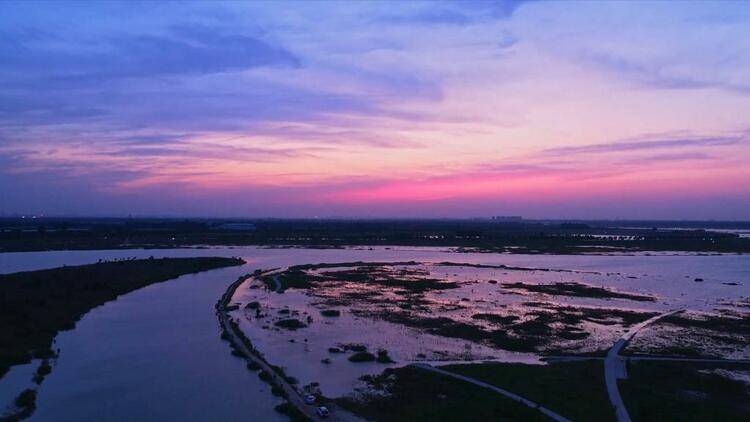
[543, 134, 745, 156]
[0, 24, 299, 83]
[582, 51, 750, 95]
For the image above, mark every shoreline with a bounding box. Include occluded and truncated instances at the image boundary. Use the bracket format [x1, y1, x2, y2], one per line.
[216, 270, 363, 422]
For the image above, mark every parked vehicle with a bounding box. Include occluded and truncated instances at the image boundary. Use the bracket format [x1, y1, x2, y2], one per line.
[304, 394, 316, 405]
[316, 406, 330, 418]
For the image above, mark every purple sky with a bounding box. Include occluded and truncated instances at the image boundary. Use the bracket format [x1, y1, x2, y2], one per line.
[1, 1, 749, 219]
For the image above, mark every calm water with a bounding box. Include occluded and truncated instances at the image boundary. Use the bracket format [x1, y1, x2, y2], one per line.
[0, 247, 747, 421]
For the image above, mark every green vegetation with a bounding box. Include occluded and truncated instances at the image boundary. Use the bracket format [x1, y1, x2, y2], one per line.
[363, 304, 655, 353]
[230, 349, 247, 358]
[4, 388, 38, 421]
[661, 312, 750, 335]
[258, 370, 273, 382]
[260, 262, 458, 292]
[471, 313, 519, 324]
[341, 343, 368, 352]
[320, 267, 459, 292]
[274, 318, 307, 330]
[270, 365, 299, 385]
[623, 311, 750, 358]
[337, 365, 549, 421]
[32, 359, 52, 384]
[289, 261, 419, 271]
[0, 257, 244, 378]
[260, 270, 324, 290]
[442, 361, 614, 422]
[502, 282, 655, 302]
[349, 352, 376, 362]
[375, 349, 395, 363]
[2, 218, 749, 254]
[620, 361, 750, 421]
[274, 402, 312, 422]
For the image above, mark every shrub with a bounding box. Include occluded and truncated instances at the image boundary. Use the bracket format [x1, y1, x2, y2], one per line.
[258, 371, 272, 382]
[342, 344, 367, 352]
[321, 309, 341, 317]
[349, 352, 376, 362]
[15, 389, 37, 409]
[376, 349, 395, 363]
[274, 319, 307, 330]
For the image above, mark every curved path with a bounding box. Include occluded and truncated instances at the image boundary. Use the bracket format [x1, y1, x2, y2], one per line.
[605, 309, 682, 422]
[218, 272, 363, 422]
[410, 363, 572, 422]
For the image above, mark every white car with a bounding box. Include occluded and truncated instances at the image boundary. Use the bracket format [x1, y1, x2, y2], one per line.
[304, 394, 316, 405]
[316, 406, 330, 418]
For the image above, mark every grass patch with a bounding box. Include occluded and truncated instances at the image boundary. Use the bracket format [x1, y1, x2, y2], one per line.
[620, 361, 750, 421]
[260, 270, 327, 290]
[368, 311, 539, 352]
[321, 267, 459, 292]
[502, 282, 655, 302]
[661, 312, 750, 335]
[337, 366, 549, 421]
[471, 313, 519, 325]
[0, 257, 244, 379]
[443, 361, 614, 422]
[349, 352, 376, 362]
[274, 319, 307, 330]
[290, 261, 419, 271]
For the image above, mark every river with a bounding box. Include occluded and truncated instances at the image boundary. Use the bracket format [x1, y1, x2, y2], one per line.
[0, 246, 747, 421]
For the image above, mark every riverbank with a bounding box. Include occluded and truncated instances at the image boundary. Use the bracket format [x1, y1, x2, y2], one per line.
[0, 257, 244, 420]
[217, 270, 364, 422]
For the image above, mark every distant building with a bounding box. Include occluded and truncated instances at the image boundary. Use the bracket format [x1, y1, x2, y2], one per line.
[491, 216, 523, 222]
[215, 223, 256, 231]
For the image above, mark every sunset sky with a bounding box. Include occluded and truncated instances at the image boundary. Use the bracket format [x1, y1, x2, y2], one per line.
[1, 0, 749, 219]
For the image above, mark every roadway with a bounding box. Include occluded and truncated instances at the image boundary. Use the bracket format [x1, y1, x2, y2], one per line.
[604, 309, 682, 422]
[218, 272, 363, 422]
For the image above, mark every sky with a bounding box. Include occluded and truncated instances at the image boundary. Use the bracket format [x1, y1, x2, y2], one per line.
[1, 0, 749, 219]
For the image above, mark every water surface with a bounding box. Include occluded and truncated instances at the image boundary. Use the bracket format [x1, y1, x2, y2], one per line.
[0, 247, 747, 420]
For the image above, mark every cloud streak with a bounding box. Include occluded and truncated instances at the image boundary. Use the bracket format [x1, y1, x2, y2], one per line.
[543, 134, 745, 156]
